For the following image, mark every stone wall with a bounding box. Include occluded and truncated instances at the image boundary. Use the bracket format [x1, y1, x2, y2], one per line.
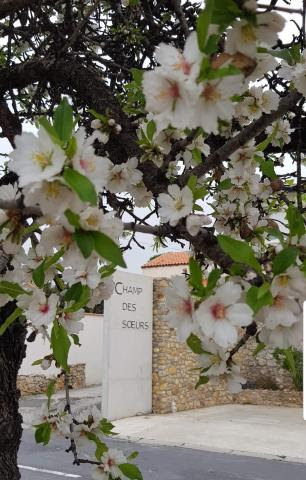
[18, 363, 85, 396]
[152, 278, 301, 414]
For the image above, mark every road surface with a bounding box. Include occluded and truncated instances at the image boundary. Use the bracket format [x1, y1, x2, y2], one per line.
[19, 430, 306, 480]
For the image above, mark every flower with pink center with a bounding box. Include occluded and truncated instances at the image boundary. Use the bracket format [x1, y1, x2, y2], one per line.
[165, 276, 197, 341]
[142, 67, 193, 131]
[72, 127, 111, 191]
[91, 448, 126, 480]
[194, 281, 253, 349]
[155, 32, 202, 81]
[23, 290, 58, 328]
[257, 294, 301, 330]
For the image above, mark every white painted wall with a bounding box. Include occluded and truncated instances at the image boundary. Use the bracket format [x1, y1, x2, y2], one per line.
[19, 314, 103, 386]
[141, 264, 188, 277]
[102, 271, 153, 420]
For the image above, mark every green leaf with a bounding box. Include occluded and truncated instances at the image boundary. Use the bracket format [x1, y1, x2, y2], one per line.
[46, 379, 56, 409]
[195, 375, 209, 389]
[119, 463, 143, 480]
[32, 359, 43, 366]
[253, 342, 265, 357]
[197, 0, 215, 52]
[256, 123, 279, 152]
[127, 451, 139, 460]
[146, 120, 156, 141]
[0, 307, 22, 336]
[0, 281, 29, 298]
[63, 168, 97, 206]
[207, 268, 221, 292]
[64, 285, 90, 313]
[192, 148, 202, 165]
[85, 432, 108, 461]
[39, 118, 61, 145]
[189, 258, 203, 290]
[283, 348, 297, 378]
[204, 34, 220, 55]
[286, 204, 305, 238]
[53, 98, 74, 143]
[66, 136, 77, 159]
[211, 0, 242, 28]
[246, 286, 273, 314]
[44, 248, 65, 270]
[218, 235, 262, 274]
[65, 209, 80, 228]
[99, 418, 117, 436]
[64, 282, 83, 302]
[187, 333, 206, 355]
[91, 231, 126, 267]
[32, 261, 46, 288]
[51, 322, 71, 372]
[217, 178, 232, 191]
[272, 247, 298, 275]
[257, 158, 277, 179]
[35, 422, 52, 445]
[74, 231, 95, 259]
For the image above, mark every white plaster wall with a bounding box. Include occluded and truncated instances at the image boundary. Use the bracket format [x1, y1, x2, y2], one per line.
[141, 265, 188, 277]
[102, 271, 153, 420]
[19, 314, 103, 386]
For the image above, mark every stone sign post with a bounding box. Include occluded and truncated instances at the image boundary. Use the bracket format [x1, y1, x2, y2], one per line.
[102, 271, 153, 420]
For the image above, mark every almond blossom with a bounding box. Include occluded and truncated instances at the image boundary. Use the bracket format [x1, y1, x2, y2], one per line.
[194, 282, 253, 349]
[91, 449, 127, 480]
[271, 266, 305, 298]
[165, 276, 196, 341]
[9, 128, 66, 187]
[158, 185, 193, 226]
[22, 290, 58, 328]
[257, 295, 301, 330]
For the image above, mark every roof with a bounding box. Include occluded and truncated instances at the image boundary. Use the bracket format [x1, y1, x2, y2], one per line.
[142, 251, 190, 269]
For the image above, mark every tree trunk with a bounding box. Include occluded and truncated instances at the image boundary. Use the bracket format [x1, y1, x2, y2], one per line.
[0, 302, 26, 480]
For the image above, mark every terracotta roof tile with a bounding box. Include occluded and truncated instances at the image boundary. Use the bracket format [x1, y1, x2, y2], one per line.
[142, 251, 190, 268]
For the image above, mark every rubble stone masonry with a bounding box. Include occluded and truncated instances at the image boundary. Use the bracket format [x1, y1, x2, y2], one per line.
[152, 278, 302, 414]
[17, 363, 85, 396]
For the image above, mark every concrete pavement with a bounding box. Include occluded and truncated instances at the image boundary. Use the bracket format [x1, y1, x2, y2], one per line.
[20, 386, 306, 463]
[113, 404, 306, 464]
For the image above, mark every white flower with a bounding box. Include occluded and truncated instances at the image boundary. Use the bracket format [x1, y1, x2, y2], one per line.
[38, 225, 74, 256]
[227, 364, 246, 393]
[91, 449, 127, 480]
[165, 276, 196, 341]
[257, 295, 301, 329]
[182, 136, 210, 168]
[142, 67, 193, 131]
[24, 180, 81, 219]
[107, 158, 142, 194]
[158, 185, 193, 226]
[22, 290, 58, 328]
[279, 49, 306, 97]
[226, 13, 285, 58]
[100, 212, 124, 241]
[192, 76, 242, 134]
[0, 183, 20, 201]
[87, 277, 115, 308]
[72, 127, 111, 191]
[155, 31, 202, 81]
[271, 266, 305, 298]
[9, 128, 66, 187]
[62, 257, 100, 289]
[195, 282, 253, 349]
[186, 214, 212, 236]
[129, 182, 153, 207]
[259, 320, 302, 350]
[41, 358, 52, 370]
[266, 119, 293, 147]
[79, 207, 103, 231]
[59, 309, 84, 335]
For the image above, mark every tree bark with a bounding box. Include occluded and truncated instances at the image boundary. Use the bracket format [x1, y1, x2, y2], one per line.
[0, 302, 26, 480]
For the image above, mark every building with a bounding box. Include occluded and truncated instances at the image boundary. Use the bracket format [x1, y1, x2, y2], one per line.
[141, 251, 190, 277]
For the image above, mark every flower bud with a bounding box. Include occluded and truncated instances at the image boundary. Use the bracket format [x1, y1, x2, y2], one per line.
[91, 119, 102, 130]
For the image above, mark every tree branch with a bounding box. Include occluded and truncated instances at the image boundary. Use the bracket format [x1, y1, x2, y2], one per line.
[181, 90, 302, 185]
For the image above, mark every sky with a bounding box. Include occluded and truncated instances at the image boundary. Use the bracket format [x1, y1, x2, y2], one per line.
[0, 1, 303, 273]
